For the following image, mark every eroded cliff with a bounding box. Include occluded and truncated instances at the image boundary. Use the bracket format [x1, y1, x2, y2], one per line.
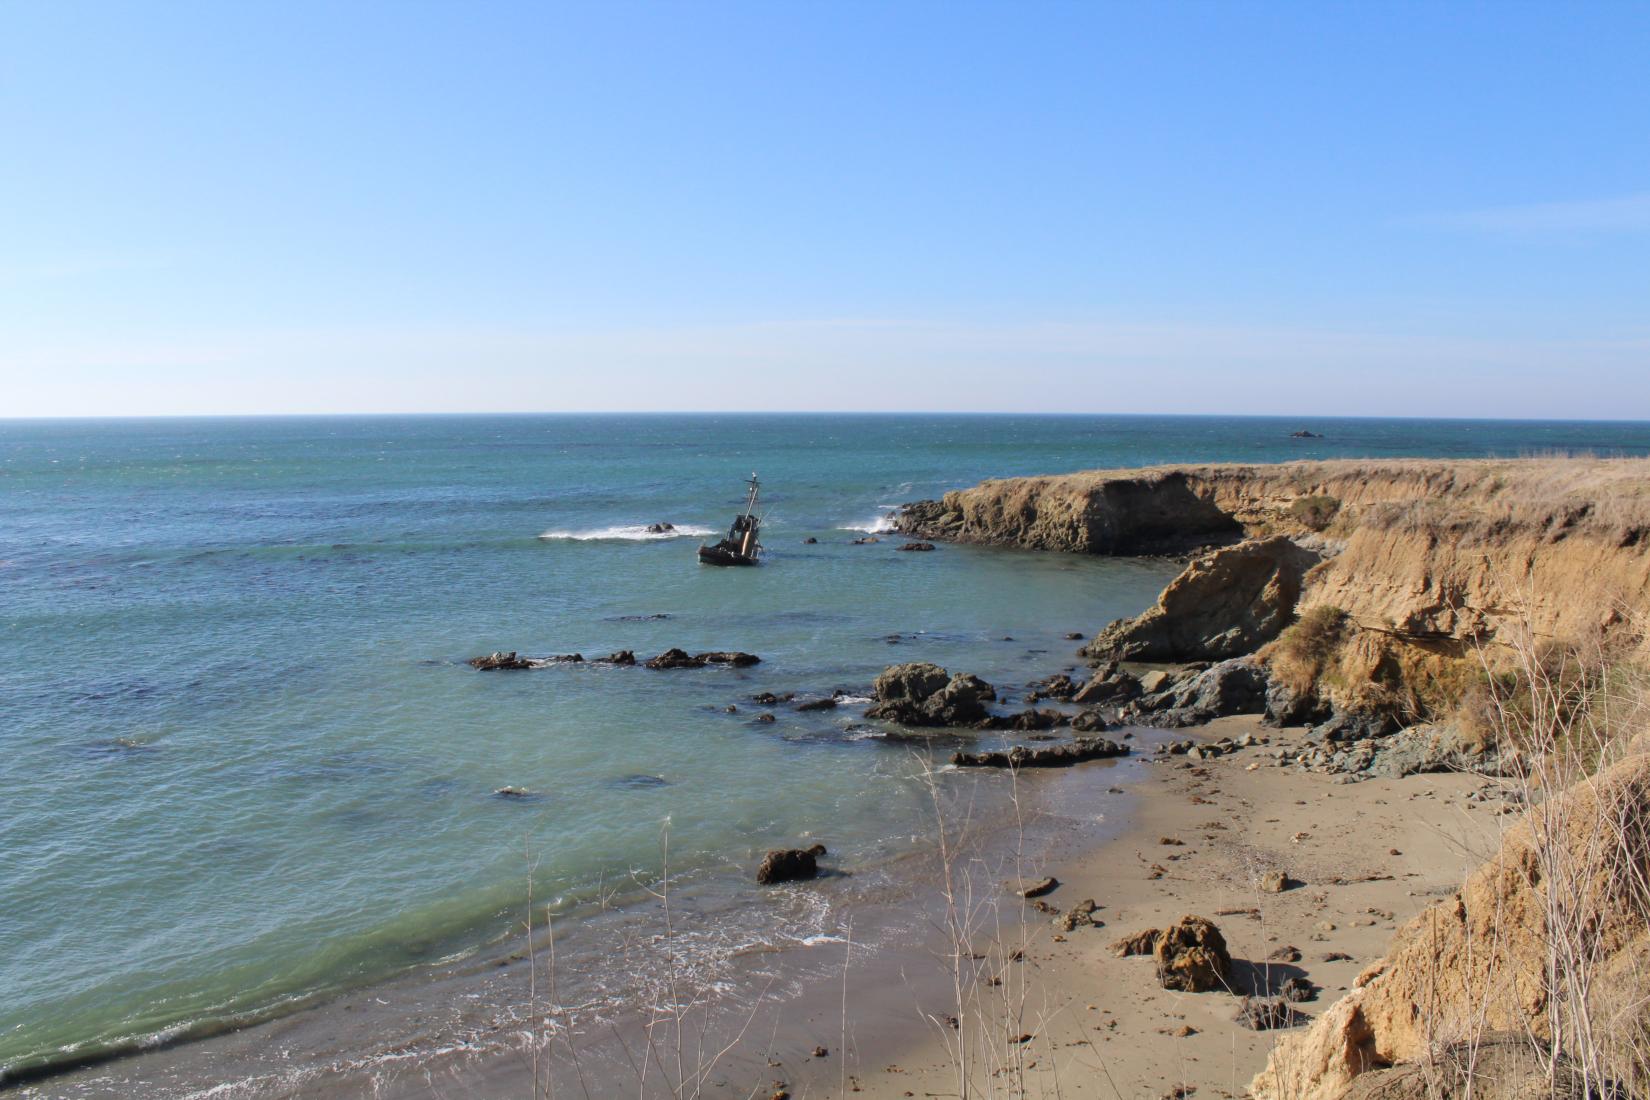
[899, 458, 1650, 726]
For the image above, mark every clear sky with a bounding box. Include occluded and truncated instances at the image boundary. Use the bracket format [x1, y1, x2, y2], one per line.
[2, 2, 1647, 418]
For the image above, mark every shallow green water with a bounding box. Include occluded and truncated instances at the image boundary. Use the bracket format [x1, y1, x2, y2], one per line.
[3, 412, 1648, 1081]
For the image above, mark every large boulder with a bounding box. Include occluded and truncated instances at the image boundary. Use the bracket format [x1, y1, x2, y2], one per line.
[1084, 536, 1322, 662]
[1154, 915, 1232, 992]
[1131, 658, 1268, 727]
[867, 663, 996, 726]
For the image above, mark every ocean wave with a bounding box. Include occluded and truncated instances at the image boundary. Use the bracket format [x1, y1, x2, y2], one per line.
[537, 524, 713, 542]
[839, 511, 898, 534]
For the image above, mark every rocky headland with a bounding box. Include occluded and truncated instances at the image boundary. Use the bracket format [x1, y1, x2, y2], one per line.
[873, 456, 1650, 1098]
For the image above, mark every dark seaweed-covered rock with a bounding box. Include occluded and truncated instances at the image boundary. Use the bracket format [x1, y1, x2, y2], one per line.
[755, 844, 827, 885]
[796, 697, 838, 712]
[469, 651, 533, 671]
[951, 737, 1129, 769]
[897, 541, 936, 552]
[1154, 916, 1231, 992]
[751, 691, 794, 705]
[644, 649, 761, 670]
[597, 650, 637, 666]
[867, 663, 995, 727]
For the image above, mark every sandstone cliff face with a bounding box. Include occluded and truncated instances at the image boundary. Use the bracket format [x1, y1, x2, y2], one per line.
[904, 459, 1650, 686]
[1082, 536, 1322, 662]
[1251, 751, 1650, 1100]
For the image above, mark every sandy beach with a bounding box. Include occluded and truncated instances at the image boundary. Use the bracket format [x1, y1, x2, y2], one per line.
[770, 715, 1511, 1100]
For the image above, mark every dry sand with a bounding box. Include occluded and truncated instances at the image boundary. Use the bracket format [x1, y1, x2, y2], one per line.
[777, 716, 1514, 1100]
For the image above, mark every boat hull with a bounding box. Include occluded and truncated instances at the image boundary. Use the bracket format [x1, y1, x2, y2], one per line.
[697, 545, 758, 567]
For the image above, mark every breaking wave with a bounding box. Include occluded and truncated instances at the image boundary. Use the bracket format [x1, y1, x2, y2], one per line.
[537, 524, 712, 542]
[839, 511, 898, 534]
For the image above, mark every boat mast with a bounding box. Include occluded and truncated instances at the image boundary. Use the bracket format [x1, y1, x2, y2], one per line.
[743, 473, 760, 519]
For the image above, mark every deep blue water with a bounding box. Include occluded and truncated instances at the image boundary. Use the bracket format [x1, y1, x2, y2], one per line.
[4, 412, 1649, 1082]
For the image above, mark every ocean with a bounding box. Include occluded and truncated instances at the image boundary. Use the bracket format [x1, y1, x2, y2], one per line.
[5, 413, 1650, 1090]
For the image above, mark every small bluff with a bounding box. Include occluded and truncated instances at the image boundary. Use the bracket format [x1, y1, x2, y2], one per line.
[897, 458, 1650, 734]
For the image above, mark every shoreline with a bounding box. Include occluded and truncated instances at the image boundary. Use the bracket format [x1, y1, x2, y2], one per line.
[25, 715, 1513, 1100]
[25, 738, 1155, 1099]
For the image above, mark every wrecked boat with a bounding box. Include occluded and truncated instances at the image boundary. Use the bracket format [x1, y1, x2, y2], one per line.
[698, 475, 764, 566]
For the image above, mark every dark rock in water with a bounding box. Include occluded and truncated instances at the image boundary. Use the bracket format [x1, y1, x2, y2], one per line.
[644, 648, 761, 669]
[1065, 631, 1086, 640]
[1235, 995, 1301, 1030]
[596, 650, 636, 666]
[1020, 876, 1059, 899]
[493, 786, 536, 799]
[469, 651, 533, 671]
[897, 541, 936, 552]
[802, 537, 818, 544]
[754, 713, 777, 724]
[607, 774, 668, 790]
[751, 691, 794, 705]
[1071, 709, 1110, 733]
[541, 653, 584, 664]
[981, 708, 1066, 731]
[850, 536, 880, 545]
[697, 650, 761, 667]
[951, 738, 1129, 769]
[1029, 673, 1079, 700]
[1290, 430, 1323, 439]
[755, 843, 827, 885]
[866, 662, 996, 727]
[645, 522, 676, 534]
[610, 613, 672, 622]
[724, 704, 739, 713]
[796, 697, 838, 712]
[1154, 916, 1231, 992]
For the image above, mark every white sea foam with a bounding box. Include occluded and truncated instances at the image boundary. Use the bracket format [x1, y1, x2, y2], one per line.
[537, 524, 713, 542]
[834, 694, 871, 705]
[839, 511, 898, 534]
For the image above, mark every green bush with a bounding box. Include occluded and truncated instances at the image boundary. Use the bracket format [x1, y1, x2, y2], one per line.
[1289, 494, 1341, 532]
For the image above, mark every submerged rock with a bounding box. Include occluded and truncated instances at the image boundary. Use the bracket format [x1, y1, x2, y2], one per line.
[795, 697, 838, 712]
[645, 522, 676, 534]
[897, 541, 936, 552]
[951, 737, 1129, 769]
[755, 843, 827, 885]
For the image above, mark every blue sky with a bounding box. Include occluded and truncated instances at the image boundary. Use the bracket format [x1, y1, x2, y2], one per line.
[1, 2, 1647, 418]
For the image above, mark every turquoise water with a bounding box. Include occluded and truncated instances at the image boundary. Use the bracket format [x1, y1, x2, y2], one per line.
[4, 413, 1650, 1083]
